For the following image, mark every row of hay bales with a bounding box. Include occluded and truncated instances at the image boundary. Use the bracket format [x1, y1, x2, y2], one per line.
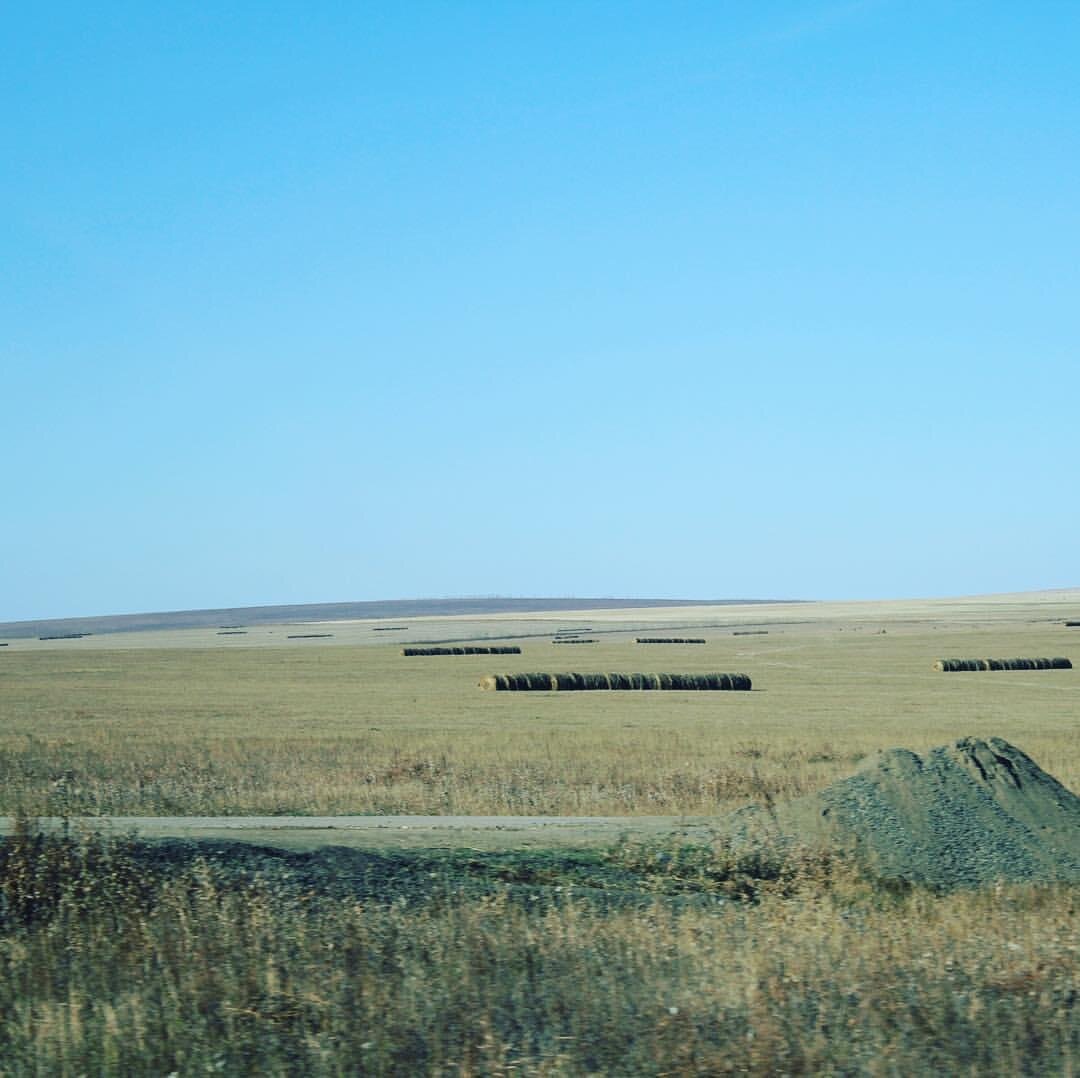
[404, 645, 522, 656]
[552, 638, 597, 644]
[479, 672, 751, 692]
[634, 637, 706, 644]
[933, 657, 1072, 672]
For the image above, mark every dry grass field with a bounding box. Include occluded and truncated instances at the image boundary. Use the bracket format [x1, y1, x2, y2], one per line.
[1, 592, 1077, 817]
[1, 591, 1078, 1074]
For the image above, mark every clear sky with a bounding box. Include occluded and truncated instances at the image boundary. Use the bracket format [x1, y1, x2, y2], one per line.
[4, 2, 1078, 621]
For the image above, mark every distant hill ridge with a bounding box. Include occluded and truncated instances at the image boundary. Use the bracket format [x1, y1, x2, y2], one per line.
[0, 596, 793, 639]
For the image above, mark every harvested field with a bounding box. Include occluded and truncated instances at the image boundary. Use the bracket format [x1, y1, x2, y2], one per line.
[734, 736, 1080, 888]
[635, 637, 706, 644]
[933, 657, 1072, 671]
[403, 645, 522, 656]
[479, 672, 751, 691]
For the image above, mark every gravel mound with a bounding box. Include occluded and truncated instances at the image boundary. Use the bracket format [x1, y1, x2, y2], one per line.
[732, 738, 1080, 889]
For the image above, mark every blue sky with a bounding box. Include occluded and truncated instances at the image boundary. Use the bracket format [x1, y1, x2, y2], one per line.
[3, 2, 1078, 620]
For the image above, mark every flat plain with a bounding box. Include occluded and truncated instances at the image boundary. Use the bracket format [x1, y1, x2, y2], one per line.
[2, 591, 1079, 1075]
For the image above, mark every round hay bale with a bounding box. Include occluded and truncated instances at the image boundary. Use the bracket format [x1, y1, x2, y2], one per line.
[936, 657, 1071, 672]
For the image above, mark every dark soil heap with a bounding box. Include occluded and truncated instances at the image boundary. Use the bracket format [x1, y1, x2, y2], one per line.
[733, 738, 1080, 889]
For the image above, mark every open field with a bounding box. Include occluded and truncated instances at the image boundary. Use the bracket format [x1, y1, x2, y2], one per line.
[2, 591, 1079, 1073]
[1, 592, 1077, 817]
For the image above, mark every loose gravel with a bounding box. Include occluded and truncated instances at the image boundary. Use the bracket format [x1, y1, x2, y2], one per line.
[733, 737, 1080, 889]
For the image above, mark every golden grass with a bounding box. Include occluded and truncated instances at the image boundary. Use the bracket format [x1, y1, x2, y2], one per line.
[1, 824, 1077, 1075]
[1, 610, 1077, 815]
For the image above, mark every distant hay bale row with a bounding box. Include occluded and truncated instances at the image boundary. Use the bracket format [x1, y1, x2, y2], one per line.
[39, 632, 91, 641]
[372, 626, 408, 631]
[933, 657, 1072, 672]
[635, 638, 706, 644]
[552, 638, 597, 644]
[733, 630, 768, 636]
[404, 646, 522, 656]
[555, 628, 592, 634]
[479, 672, 751, 692]
[216, 630, 247, 635]
[1067, 621, 1080, 627]
[287, 633, 334, 639]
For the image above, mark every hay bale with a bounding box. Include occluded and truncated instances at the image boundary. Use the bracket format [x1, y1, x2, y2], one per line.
[934, 657, 1071, 672]
[635, 638, 706, 644]
[478, 672, 752, 691]
[1066, 621, 1080, 627]
[552, 638, 597, 644]
[733, 630, 768, 636]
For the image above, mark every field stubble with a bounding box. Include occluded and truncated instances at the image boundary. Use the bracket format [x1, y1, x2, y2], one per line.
[0, 822, 1077, 1075]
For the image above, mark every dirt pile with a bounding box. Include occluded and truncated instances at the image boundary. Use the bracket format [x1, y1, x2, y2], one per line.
[733, 737, 1080, 889]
